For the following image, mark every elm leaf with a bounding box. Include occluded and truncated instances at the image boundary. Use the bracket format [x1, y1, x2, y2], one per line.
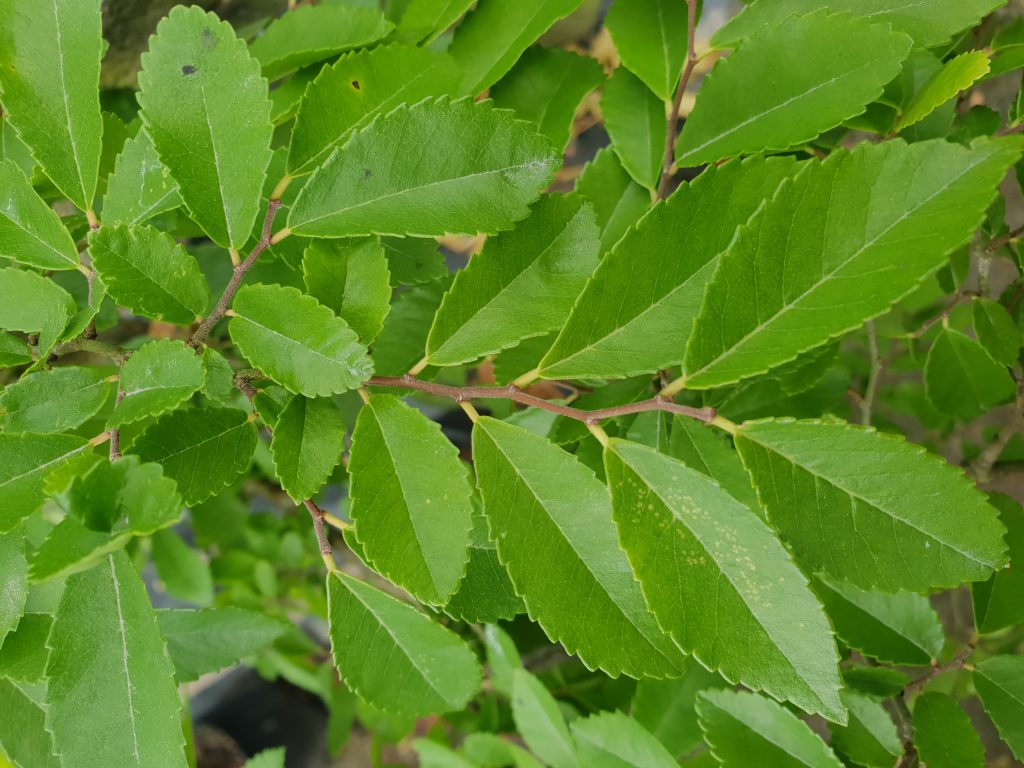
[109, 339, 206, 428]
[270, 395, 346, 503]
[0, 159, 80, 270]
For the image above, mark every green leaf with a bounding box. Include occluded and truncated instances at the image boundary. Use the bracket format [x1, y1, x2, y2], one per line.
[0, 159, 80, 270]
[697, 689, 843, 768]
[912, 692, 984, 768]
[382, 237, 447, 286]
[828, 691, 900, 768]
[712, 0, 1005, 49]
[605, 0, 687, 101]
[574, 147, 649, 254]
[973, 297, 1022, 366]
[396, 0, 473, 43]
[605, 438, 844, 722]
[229, 284, 373, 397]
[152, 528, 213, 606]
[448, 0, 585, 94]
[461, 733, 543, 768]
[813, 576, 943, 666]
[349, 394, 473, 604]
[70, 455, 182, 536]
[0, 433, 89, 532]
[472, 417, 686, 678]
[511, 669, 581, 768]
[0, 266, 75, 357]
[0, 529, 27, 645]
[571, 711, 677, 768]
[735, 419, 1008, 592]
[925, 327, 1015, 420]
[109, 339, 205, 428]
[667, 416, 761, 514]
[632, 663, 728, 758]
[482, 623, 522, 698]
[0, 332, 32, 368]
[1, 367, 111, 433]
[46, 553, 187, 768]
[287, 44, 461, 176]
[102, 130, 182, 227]
[0, 0, 103, 210]
[287, 98, 557, 238]
[426, 194, 599, 367]
[445, 508, 524, 623]
[974, 495, 1024, 634]
[130, 406, 257, 506]
[677, 11, 910, 167]
[683, 138, 1021, 389]
[29, 515, 132, 583]
[974, 656, 1024, 760]
[541, 155, 797, 380]
[270, 395, 346, 503]
[0, 613, 51, 683]
[244, 748, 285, 768]
[491, 48, 605, 153]
[138, 5, 273, 250]
[157, 606, 287, 682]
[372, 277, 448, 375]
[302, 238, 391, 344]
[249, 4, 392, 81]
[896, 51, 990, 133]
[89, 225, 209, 325]
[414, 740, 477, 768]
[326, 571, 481, 716]
[602, 67, 664, 192]
[0, 678, 59, 768]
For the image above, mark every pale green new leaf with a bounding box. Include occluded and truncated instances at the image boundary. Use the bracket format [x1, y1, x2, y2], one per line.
[157, 607, 287, 682]
[397, 0, 474, 43]
[302, 239, 391, 344]
[327, 571, 482, 716]
[974, 655, 1024, 759]
[683, 138, 1021, 389]
[244, 748, 285, 768]
[632, 664, 728, 758]
[270, 395, 346, 503]
[426, 194, 599, 367]
[0, 159, 79, 270]
[102, 130, 181, 227]
[0, 267, 75, 357]
[541, 156, 797, 380]
[973, 298, 1022, 367]
[89, 225, 209, 325]
[896, 52, 990, 132]
[0, 0, 103, 210]
[229, 284, 373, 397]
[676, 11, 910, 166]
[287, 44, 462, 176]
[605, 0, 687, 101]
[974, 495, 1024, 634]
[472, 417, 686, 678]
[735, 419, 1008, 592]
[571, 712, 677, 768]
[46, 552, 187, 768]
[0, 433, 89, 532]
[138, 5, 273, 249]
[349, 394, 473, 605]
[151, 528, 213, 606]
[697, 689, 843, 768]
[249, 4, 392, 80]
[0, 678, 59, 768]
[602, 67, 664, 192]
[925, 327, 1015, 420]
[130, 406, 257, 505]
[511, 669, 581, 768]
[109, 339, 205, 428]
[829, 691, 901, 768]
[1, 367, 111, 433]
[288, 98, 557, 238]
[574, 147, 649, 254]
[0, 530, 27, 645]
[605, 439, 844, 721]
[913, 693, 984, 768]
[448, 0, 585, 94]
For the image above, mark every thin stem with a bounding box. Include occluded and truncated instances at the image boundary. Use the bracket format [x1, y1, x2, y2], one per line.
[304, 499, 336, 568]
[905, 292, 977, 340]
[109, 386, 125, 461]
[971, 371, 1024, 483]
[904, 637, 978, 697]
[53, 338, 131, 364]
[860, 322, 881, 426]
[985, 222, 1024, 253]
[656, 0, 699, 199]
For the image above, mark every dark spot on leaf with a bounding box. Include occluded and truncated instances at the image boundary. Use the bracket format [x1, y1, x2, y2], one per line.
[182, 65, 197, 76]
[351, 80, 361, 90]
[201, 27, 217, 48]
[363, 168, 372, 179]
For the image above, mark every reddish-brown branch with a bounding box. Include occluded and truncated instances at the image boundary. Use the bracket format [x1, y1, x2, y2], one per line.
[904, 639, 978, 698]
[656, 0, 700, 199]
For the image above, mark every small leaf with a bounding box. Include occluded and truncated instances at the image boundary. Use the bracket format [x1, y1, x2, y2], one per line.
[396, 0, 474, 44]
[482, 624, 522, 697]
[0, 678, 59, 768]
[896, 51, 990, 132]
[138, 5, 273, 249]
[414, 741, 477, 768]
[828, 691, 901, 768]
[975, 656, 1024, 760]
[0, 367, 111, 434]
[574, 147, 650, 254]
[68, 455, 183, 536]
[602, 67, 664, 192]
[287, 98, 557, 238]
[151, 528, 213, 607]
[0, 0, 103, 210]
[29, 515, 132, 583]
[735, 419, 1008, 592]
[925, 327, 1015, 420]
[913, 692, 984, 768]
[632, 665, 728, 759]
[46, 553, 187, 768]
[89, 224, 209, 325]
[382, 237, 447, 286]
[0, 433, 89, 532]
[349, 394, 473, 605]
[327, 571, 482, 716]
[444, 508, 525, 624]
[571, 711, 678, 768]
[229, 284, 373, 397]
[0, 266, 75, 357]
[0, 332, 33, 368]
[605, 0, 687, 101]
[109, 339, 205, 428]
[302, 238, 391, 344]
[972, 297, 1021, 367]
[512, 669, 581, 768]
[244, 748, 286, 768]
[270, 395, 346, 503]
[974, 495, 1024, 634]
[0, 529, 27, 645]
[102, 130, 181, 227]
[0, 159, 80, 270]
[0, 613, 51, 683]
[129, 406, 257, 506]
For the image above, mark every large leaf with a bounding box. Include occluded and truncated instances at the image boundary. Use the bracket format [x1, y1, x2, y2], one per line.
[571, 712, 677, 768]
[574, 147, 649, 254]
[605, 439, 844, 721]
[108, 339, 205, 428]
[229, 284, 373, 397]
[326, 571, 481, 716]
[0, 267, 75, 357]
[924, 327, 1015, 420]
[0, 433, 89, 532]
[472, 417, 686, 678]
[448, 0, 584, 95]
[0, 529, 26, 645]
[349, 394, 473, 605]
[676, 11, 909, 167]
[602, 67, 664, 192]
[735, 419, 1008, 592]
[682, 138, 1021, 389]
[0, 678, 59, 768]
[974, 495, 1024, 634]
[0, 159, 80, 270]
[89, 225, 209, 325]
[287, 98, 557, 238]
[138, 5, 272, 249]
[605, 0, 687, 101]
[302, 238, 391, 344]
[0, 0, 103, 210]
[270, 395, 346, 503]
[913, 693, 984, 768]
[511, 669, 581, 768]
[696, 689, 843, 768]
[0, 367, 111, 434]
[974, 656, 1024, 760]
[46, 552, 187, 768]
[129, 406, 257, 506]
[102, 130, 181, 227]
[426, 194, 600, 367]
[541, 155, 797, 380]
